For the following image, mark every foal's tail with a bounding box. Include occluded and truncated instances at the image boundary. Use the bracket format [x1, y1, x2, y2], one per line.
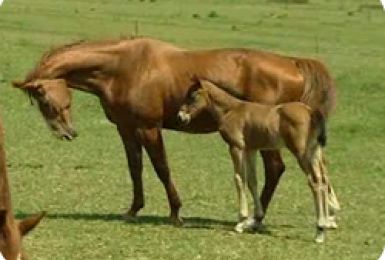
[311, 109, 327, 147]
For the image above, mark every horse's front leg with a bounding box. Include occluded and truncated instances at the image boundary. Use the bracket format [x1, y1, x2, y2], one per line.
[118, 126, 145, 219]
[229, 146, 249, 233]
[139, 128, 182, 226]
[260, 150, 285, 217]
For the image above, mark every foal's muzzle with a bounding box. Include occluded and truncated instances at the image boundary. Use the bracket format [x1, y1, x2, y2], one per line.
[177, 111, 191, 124]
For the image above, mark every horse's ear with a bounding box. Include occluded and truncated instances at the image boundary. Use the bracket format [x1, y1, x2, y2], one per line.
[12, 81, 25, 88]
[18, 211, 46, 236]
[12, 81, 42, 90]
[0, 209, 7, 229]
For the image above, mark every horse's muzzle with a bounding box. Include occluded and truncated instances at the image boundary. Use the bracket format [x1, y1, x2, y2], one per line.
[61, 128, 78, 141]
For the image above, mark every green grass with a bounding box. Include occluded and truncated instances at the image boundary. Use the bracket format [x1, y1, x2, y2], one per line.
[1, 0, 385, 259]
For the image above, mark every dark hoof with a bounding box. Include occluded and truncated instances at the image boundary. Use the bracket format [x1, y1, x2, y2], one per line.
[170, 216, 183, 227]
[122, 210, 138, 221]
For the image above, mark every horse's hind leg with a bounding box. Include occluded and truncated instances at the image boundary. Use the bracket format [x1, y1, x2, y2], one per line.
[118, 126, 145, 219]
[140, 128, 182, 226]
[260, 150, 285, 217]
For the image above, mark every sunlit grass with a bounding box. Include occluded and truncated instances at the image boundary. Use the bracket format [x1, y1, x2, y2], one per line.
[0, 0, 384, 259]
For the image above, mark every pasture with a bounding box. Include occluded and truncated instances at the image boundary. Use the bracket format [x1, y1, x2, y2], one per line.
[0, 0, 385, 259]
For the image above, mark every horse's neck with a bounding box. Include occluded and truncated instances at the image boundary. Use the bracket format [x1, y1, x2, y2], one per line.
[207, 86, 241, 121]
[40, 49, 120, 97]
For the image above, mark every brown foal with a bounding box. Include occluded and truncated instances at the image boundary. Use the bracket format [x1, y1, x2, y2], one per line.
[178, 80, 340, 243]
[13, 37, 336, 225]
[0, 120, 45, 259]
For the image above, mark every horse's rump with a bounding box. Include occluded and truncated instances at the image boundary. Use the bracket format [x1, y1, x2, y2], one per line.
[294, 58, 336, 118]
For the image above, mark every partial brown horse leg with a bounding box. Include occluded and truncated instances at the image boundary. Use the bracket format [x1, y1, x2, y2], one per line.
[139, 128, 183, 226]
[260, 150, 286, 215]
[118, 126, 145, 218]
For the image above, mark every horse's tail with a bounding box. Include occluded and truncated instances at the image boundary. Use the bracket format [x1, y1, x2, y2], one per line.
[294, 58, 336, 119]
[311, 109, 327, 147]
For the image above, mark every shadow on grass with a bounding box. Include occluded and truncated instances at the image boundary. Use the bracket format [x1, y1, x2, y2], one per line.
[16, 212, 308, 240]
[23, 212, 235, 229]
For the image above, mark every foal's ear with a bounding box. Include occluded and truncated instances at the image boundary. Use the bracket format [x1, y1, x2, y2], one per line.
[18, 211, 46, 236]
[188, 78, 204, 93]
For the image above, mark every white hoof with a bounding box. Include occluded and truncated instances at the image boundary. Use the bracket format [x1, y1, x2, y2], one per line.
[315, 235, 325, 243]
[234, 218, 261, 233]
[234, 222, 246, 233]
[326, 216, 338, 229]
[315, 229, 325, 243]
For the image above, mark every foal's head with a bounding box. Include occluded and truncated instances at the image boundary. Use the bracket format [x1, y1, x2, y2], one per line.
[0, 210, 45, 260]
[178, 80, 211, 124]
[13, 79, 77, 141]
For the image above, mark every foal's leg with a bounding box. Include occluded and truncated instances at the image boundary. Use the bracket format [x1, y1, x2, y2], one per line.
[298, 152, 329, 243]
[139, 128, 182, 226]
[318, 151, 339, 229]
[245, 150, 264, 230]
[118, 126, 145, 219]
[246, 151, 264, 224]
[260, 150, 285, 216]
[229, 146, 249, 232]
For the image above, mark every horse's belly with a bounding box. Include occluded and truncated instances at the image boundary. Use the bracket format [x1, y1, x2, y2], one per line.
[163, 113, 218, 133]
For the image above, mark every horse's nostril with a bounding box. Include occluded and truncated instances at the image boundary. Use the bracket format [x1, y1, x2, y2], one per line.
[62, 134, 73, 141]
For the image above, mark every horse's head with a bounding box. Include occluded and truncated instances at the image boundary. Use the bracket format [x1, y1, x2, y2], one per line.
[178, 79, 211, 125]
[0, 210, 45, 260]
[12, 79, 77, 141]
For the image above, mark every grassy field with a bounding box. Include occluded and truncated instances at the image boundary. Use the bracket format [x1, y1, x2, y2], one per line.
[1, 0, 385, 259]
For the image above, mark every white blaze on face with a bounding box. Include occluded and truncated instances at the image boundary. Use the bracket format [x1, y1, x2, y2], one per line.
[0, 252, 21, 260]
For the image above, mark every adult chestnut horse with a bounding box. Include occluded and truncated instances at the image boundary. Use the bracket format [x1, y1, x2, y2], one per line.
[13, 37, 336, 225]
[0, 119, 45, 260]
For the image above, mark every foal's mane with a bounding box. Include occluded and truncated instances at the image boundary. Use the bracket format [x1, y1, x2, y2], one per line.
[194, 77, 247, 101]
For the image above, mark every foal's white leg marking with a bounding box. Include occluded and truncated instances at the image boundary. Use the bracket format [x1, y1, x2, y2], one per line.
[319, 151, 341, 211]
[318, 150, 339, 229]
[230, 146, 249, 233]
[246, 150, 264, 227]
[311, 147, 330, 243]
[234, 150, 265, 233]
[300, 147, 326, 243]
